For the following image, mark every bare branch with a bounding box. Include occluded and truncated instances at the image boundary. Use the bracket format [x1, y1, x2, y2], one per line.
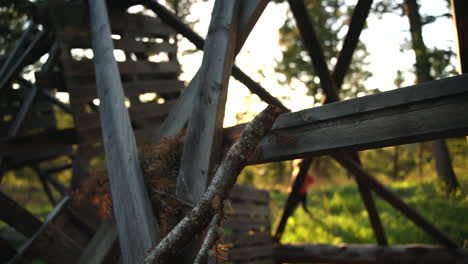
[193, 213, 221, 264]
[142, 105, 282, 264]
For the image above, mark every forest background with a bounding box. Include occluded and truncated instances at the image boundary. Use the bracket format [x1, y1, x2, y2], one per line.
[0, 0, 467, 246]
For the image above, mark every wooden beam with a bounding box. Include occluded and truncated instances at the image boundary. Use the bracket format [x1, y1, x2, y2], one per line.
[288, 0, 339, 103]
[0, 236, 18, 263]
[78, 219, 118, 264]
[9, 197, 83, 264]
[0, 191, 42, 237]
[0, 24, 36, 93]
[144, 0, 286, 141]
[273, 158, 313, 242]
[250, 74, 468, 164]
[176, 0, 240, 203]
[451, 0, 468, 73]
[353, 167, 387, 245]
[333, 153, 459, 248]
[0, 28, 48, 93]
[152, 0, 274, 141]
[274, 243, 468, 264]
[87, 0, 158, 263]
[333, 0, 373, 88]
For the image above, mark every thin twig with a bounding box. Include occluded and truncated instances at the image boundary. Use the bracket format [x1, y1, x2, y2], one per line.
[142, 105, 282, 264]
[194, 213, 222, 264]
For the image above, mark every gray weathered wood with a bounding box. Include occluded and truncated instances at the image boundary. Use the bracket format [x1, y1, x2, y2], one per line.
[78, 219, 118, 264]
[64, 60, 180, 76]
[9, 197, 83, 264]
[143, 105, 281, 264]
[332, 0, 373, 88]
[87, 0, 158, 263]
[250, 74, 468, 164]
[176, 0, 240, 203]
[274, 243, 468, 264]
[151, 0, 275, 141]
[0, 24, 36, 93]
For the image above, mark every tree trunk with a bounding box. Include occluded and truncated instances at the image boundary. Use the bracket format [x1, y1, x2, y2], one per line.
[432, 140, 459, 191]
[392, 146, 400, 179]
[404, 0, 459, 192]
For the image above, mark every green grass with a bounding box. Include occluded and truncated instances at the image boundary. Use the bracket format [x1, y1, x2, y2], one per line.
[270, 180, 468, 245]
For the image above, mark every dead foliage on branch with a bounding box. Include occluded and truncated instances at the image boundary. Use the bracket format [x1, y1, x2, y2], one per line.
[72, 129, 186, 237]
[143, 105, 282, 264]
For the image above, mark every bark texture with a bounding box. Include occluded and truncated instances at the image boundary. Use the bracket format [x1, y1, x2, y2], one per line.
[142, 105, 282, 264]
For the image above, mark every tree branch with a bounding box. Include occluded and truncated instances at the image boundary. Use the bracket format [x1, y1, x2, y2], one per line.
[193, 213, 221, 264]
[142, 105, 282, 264]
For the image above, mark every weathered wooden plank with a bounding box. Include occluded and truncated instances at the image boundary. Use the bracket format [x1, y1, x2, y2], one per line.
[88, 1, 159, 263]
[250, 74, 468, 164]
[148, 0, 277, 142]
[9, 197, 83, 264]
[332, 0, 373, 88]
[63, 60, 180, 76]
[0, 236, 18, 263]
[223, 231, 271, 246]
[224, 216, 270, 227]
[78, 219, 118, 264]
[451, 0, 468, 73]
[228, 185, 269, 204]
[68, 79, 184, 103]
[0, 191, 42, 237]
[2, 145, 73, 171]
[235, 0, 271, 54]
[228, 244, 273, 261]
[176, 0, 240, 203]
[58, 32, 177, 54]
[226, 202, 270, 217]
[49, 2, 174, 38]
[274, 243, 468, 264]
[75, 100, 174, 130]
[353, 165, 388, 245]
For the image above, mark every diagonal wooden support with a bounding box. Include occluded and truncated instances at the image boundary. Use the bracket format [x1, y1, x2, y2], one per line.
[332, 0, 373, 89]
[276, 0, 387, 245]
[0, 23, 36, 93]
[273, 158, 313, 242]
[87, 0, 158, 263]
[333, 152, 459, 248]
[143, 0, 284, 140]
[0, 191, 42, 237]
[9, 197, 83, 264]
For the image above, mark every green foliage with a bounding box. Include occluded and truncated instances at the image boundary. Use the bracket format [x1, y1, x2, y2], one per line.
[275, 0, 373, 100]
[271, 179, 468, 245]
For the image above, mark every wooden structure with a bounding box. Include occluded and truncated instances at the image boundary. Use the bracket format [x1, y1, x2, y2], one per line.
[1, 0, 468, 263]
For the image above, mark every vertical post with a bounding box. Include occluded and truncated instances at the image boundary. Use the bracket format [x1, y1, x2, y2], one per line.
[176, 0, 240, 203]
[88, 1, 158, 263]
